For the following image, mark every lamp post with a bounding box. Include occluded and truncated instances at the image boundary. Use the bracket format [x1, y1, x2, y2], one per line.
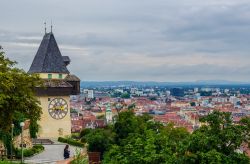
[20, 122, 25, 164]
[11, 123, 14, 160]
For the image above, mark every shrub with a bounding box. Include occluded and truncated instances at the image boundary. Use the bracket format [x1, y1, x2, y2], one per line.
[58, 137, 67, 143]
[33, 144, 44, 151]
[15, 144, 44, 158]
[80, 137, 86, 143]
[58, 137, 84, 147]
[71, 149, 88, 164]
[0, 161, 16, 164]
[71, 133, 80, 139]
[80, 128, 92, 138]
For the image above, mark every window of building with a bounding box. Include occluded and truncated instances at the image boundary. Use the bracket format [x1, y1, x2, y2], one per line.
[59, 74, 63, 79]
[48, 74, 52, 79]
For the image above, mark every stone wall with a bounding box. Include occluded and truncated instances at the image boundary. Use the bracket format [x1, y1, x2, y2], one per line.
[13, 120, 33, 149]
[0, 120, 33, 151]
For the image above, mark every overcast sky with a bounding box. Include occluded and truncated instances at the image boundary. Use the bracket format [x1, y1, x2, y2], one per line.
[1, 0, 250, 82]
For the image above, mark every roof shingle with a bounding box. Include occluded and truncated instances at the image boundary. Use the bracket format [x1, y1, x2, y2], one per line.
[28, 32, 69, 73]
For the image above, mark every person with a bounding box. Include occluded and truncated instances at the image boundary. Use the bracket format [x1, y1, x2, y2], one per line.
[64, 145, 70, 159]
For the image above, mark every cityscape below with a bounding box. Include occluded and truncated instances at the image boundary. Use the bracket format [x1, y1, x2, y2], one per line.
[70, 81, 250, 156]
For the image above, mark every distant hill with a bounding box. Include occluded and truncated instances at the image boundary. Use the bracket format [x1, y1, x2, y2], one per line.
[80, 80, 250, 88]
[195, 80, 249, 85]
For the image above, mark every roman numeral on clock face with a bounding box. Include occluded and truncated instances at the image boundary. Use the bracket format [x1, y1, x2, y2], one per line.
[48, 98, 68, 120]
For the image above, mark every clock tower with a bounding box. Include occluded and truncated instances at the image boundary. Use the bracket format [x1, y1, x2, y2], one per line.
[28, 31, 80, 139]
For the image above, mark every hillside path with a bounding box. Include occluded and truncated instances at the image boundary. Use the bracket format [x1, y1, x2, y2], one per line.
[25, 144, 85, 164]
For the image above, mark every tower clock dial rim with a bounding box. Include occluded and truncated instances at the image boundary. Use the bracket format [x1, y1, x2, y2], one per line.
[48, 98, 68, 120]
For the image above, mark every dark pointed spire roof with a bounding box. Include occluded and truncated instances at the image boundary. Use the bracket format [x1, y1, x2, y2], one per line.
[28, 32, 69, 74]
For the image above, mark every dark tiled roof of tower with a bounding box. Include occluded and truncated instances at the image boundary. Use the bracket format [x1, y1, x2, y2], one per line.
[65, 74, 80, 81]
[28, 32, 69, 73]
[62, 56, 70, 66]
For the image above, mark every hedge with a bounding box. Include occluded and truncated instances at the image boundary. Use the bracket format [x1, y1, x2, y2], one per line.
[0, 161, 16, 164]
[58, 137, 84, 147]
[15, 144, 44, 158]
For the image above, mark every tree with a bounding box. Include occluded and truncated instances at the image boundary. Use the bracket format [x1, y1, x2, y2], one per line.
[83, 108, 250, 163]
[178, 111, 250, 163]
[113, 111, 139, 141]
[111, 91, 122, 98]
[121, 92, 130, 99]
[0, 48, 42, 154]
[84, 128, 114, 159]
[103, 130, 174, 164]
[103, 112, 189, 164]
[149, 97, 157, 101]
[190, 102, 196, 106]
[200, 91, 212, 96]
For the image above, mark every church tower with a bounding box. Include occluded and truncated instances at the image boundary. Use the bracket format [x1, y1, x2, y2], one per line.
[105, 104, 113, 124]
[28, 31, 80, 139]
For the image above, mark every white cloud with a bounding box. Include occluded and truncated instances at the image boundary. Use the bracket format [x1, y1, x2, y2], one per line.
[1, 0, 250, 81]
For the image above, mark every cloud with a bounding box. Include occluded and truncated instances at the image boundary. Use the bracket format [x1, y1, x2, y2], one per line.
[1, 0, 250, 81]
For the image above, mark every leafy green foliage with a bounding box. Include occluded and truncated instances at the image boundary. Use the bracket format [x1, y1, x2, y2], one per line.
[71, 133, 80, 140]
[0, 131, 11, 156]
[71, 149, 88, 164]
[84, 128, 114, 159]
[0, 161, 16, 164]
[84, 110, 250, 163]
[200, 91, 212, 96]
[190, 102, 196, 106]
[0, 48, 42, 156]
[15, 145, 44, 158]
[111, 91, 122, 98]
[103, 112, 189, 164]
[29, 120, 39, 138]
[149, 97, 157, 101]
[113, 111, 140, 140]
[0, 49, 42, 132]
[121, 92, 130, 99]
[58, 137, 84, 147]
[178, 111, 250, 163]
[80, 128, 92, 138]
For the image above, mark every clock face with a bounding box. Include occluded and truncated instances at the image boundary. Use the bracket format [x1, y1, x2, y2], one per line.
[48, 98, 68, 120]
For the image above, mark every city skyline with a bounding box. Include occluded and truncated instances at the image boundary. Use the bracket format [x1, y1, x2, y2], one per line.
[1, 0, 250, 82]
